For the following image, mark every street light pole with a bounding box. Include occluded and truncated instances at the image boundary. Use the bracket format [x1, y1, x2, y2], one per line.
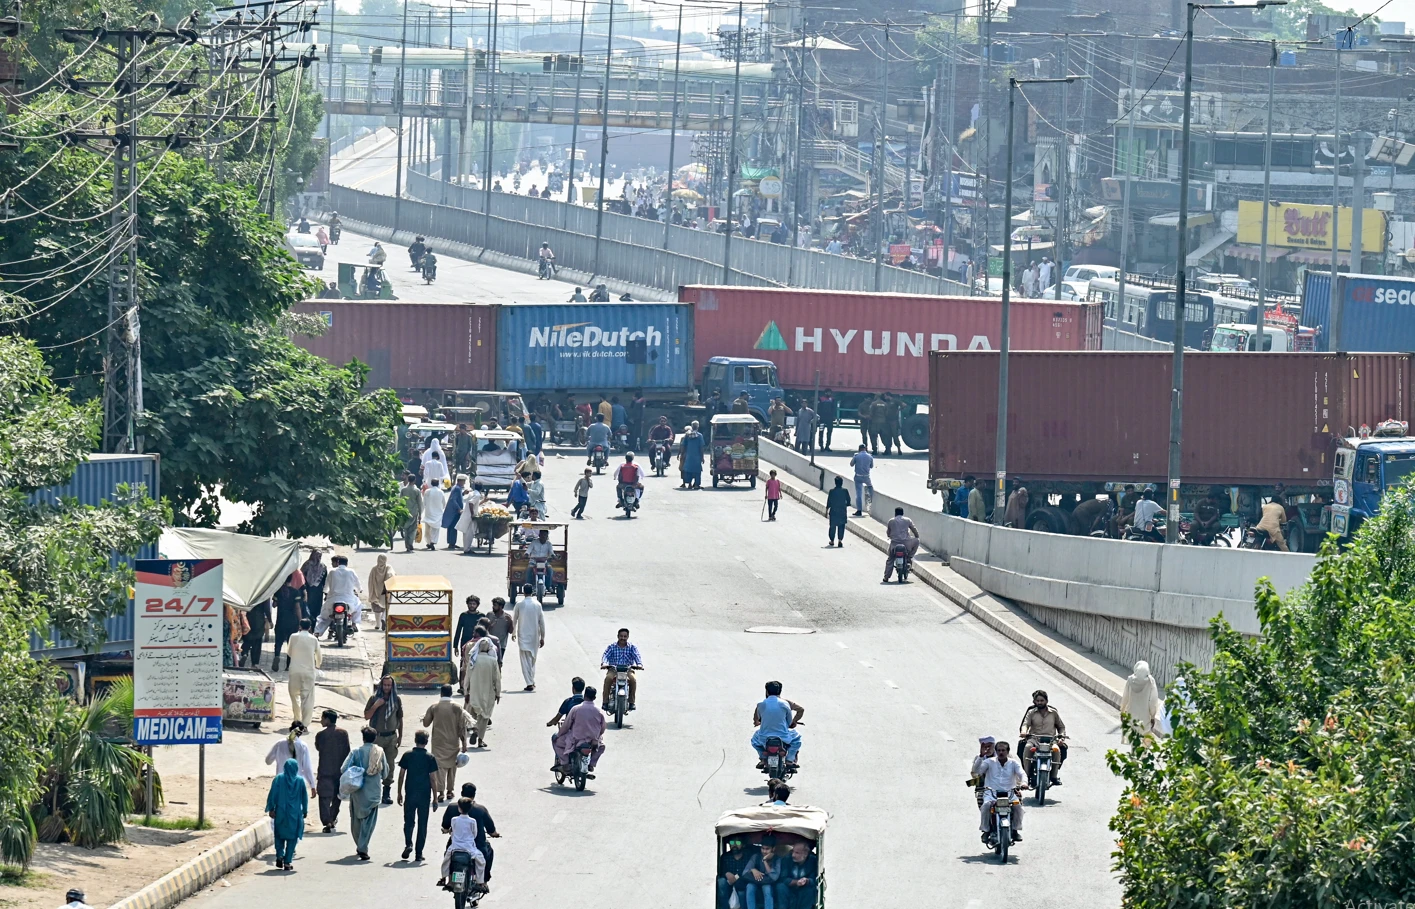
[995, 74, 1080, 524]
[662, 3, 683, 250]
[1169, 0, 1285, 541]
[721, 0, 745, 285]
[591, 0, 617, 280]
[393, 0, 413, 230]
[564, 0, 588, 225]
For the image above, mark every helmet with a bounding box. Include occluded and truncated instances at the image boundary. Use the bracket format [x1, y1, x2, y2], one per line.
[66, 891, 85, 904]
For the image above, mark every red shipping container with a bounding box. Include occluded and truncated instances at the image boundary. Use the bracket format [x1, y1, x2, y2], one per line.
[682, 286, 1101, 395]
[928, 351, 1415, 485]
[293, 301, 498, 391]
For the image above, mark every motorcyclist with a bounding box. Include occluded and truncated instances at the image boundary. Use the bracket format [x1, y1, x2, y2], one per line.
[977, 740, 1027, 845]
[1191, 492, 1222, 545]
[589, 283, 610, 302]
[1127, 488, 1162, 537]
[568, 286, 588, 302]
[647, 416, 675, 468]
[883, 507, 919, 581]
[492, 179, 504, 193]
[328, 212, 342, 243]
[1254, 492, 1290, 551]
[527, 528, 555, 589]
[584, 413, 612, 465]
[61, 890, 93, 909]
[1017, 689, 1067, 786]
[421, 247, 438, 280]
[296, 216, 311, 233]
[538, 242, 556, 278]
[367, 241, 388, 267]
[615, 453, 644, 510]
[751, 680, 804, 769]
[408, 235, 427, 269]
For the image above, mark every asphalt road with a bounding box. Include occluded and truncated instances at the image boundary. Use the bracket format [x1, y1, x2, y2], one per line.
[188, 458, 1124, 909]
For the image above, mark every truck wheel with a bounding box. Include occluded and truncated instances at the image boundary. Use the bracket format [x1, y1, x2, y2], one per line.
[901, 414, 930, 451]
[1286, 522, 1306, 554]
[1026, 506, 1068, 534]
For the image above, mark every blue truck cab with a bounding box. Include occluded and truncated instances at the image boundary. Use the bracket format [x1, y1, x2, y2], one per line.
[1329, 433, 1415, 539]
[699, 356, 780, 423]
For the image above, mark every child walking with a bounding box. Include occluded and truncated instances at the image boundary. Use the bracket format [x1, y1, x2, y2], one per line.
[765, 470, 782, 521]
[571, 468, 592, 519]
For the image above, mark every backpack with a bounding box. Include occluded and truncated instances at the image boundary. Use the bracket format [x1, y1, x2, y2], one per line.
[618, 463, 638, 484]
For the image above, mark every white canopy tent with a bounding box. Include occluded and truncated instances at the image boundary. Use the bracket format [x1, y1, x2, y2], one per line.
[158, 527, 302, 611]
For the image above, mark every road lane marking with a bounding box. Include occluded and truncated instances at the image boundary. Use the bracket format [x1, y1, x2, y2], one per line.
[912, 704, 927, 714]
[530, 845, 547, 862]
[753, 572, 763, 579]
[858, 660, 873, 669]
[791, 609, 803, 618]
[836, 641, 847, 649]
[735, 555, 746, 561]
[552, 810, 567, 825]
[940, 731, 956, 742]
[884, 680, 899, 689]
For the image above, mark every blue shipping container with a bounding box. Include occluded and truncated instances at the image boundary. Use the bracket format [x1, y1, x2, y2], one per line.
[28, 454, 161, 658]
[1303, 271, 1415, 352]
[495, 303, 695, 392]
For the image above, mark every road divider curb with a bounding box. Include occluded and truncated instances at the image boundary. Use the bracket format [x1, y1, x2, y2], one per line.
[107, 816, 273, 909]
[760, 461, 1125, 708]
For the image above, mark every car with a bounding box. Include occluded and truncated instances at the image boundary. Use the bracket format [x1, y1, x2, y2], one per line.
[285, 232, 325, 270]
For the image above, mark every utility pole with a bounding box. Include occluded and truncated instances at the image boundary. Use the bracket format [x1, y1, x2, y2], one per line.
[592, 0, 617, 279]
[1351, 129, 1367, 275]
[393, 0, 411, 228]
[788, 14, 808, 276]
[720, 0, 745, 285]
[442, 7, 454, 201]
[59, 21, 200, 453]
[938, 9, 957, 295]
[980, 0, 993, 291]
[1116, 49, 1138, 317]
[662, 2, 683, 249]
[481, 0, 500, 250]
[1053, 34, 1069, 299]
[1330, 35, 1344, 290]
[1256, 40, 1276, 344]
[872, 21, 890, 291]
[564, 0, 587, 222]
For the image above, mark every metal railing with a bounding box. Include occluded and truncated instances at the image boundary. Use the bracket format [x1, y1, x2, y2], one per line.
[336, 166, 970, 297]
[805, 139, 905, 188]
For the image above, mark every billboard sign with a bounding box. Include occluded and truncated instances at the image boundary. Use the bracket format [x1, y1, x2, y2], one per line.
[133, 559, 224, 746]
[1237, 200, 1385, 252]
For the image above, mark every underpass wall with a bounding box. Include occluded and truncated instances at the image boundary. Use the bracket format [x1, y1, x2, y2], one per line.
[758, 439, 1315, 686]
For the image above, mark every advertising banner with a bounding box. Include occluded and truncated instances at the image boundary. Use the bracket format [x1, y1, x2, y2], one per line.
[1237, 200, 1385, 253]
[133, 559, 224, 746]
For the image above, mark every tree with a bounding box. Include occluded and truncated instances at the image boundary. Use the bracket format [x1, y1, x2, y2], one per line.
[0, 335, 165, 866]
[4, 142, 406, 544]
[1110, 489, 1415, 904]
[1264, 0, 1361, 41]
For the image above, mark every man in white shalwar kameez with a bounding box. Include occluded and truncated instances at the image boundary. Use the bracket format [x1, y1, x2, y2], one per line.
[422, 482, 447, 550]
[510, 586, 545, 691]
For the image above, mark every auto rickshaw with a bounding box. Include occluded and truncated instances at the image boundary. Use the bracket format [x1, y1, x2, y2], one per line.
[470, 429, 525, 490]
[507, 521, 568, 606]
[336, 262, 396, 299]
[715, 805, 827, 908]
[710, 413, 759, 489]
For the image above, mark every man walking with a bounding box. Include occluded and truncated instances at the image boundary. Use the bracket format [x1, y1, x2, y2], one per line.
[826, 477, 851, 547]
[849, 445, 874, 516]
[286, 619, 321, 727]
[399, 474, 421, 551]
[511, 584, 546, 691]
[300, 551, 326, 625]
[967, 475, 988, 523]
[271, 573, 302, 671]
[314, 709, 350, 832]
[795, 402, 817, 455]
[364, 675, 404, 805]
[485, 598, 514, 668]
[816, 390, 837, 451]
[422, 685, 468, 803]
[422, 481, 447, 551]
[397, 729, 439, 862]
[571, 469, 592, 519]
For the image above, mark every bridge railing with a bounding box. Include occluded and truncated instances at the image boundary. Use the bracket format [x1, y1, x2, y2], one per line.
[397, 166, 971, 297]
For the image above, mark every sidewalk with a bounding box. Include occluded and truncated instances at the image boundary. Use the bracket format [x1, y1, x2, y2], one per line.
[761, 462, 1128, 708]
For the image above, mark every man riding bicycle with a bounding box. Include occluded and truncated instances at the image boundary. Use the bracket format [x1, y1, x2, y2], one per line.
[538, 242, 556, 279]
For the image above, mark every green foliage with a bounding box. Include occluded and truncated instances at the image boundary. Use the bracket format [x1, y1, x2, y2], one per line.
[1260, 0, 1360, 41]
[1110, 487, 1415, 904]
[5, 143, 404, 542]
[33, 677, 153, 849]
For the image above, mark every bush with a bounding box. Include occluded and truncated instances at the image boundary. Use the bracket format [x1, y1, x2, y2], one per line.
[1110, 487, 1415, 904]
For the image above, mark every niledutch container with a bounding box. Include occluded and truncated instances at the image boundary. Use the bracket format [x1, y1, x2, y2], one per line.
[292, 301, 498, 391]
[682, 286, 1102, 395]
[495, 303, 695, 392]
[29, 454, 161, 657]
[1301, 271, 1415, 352]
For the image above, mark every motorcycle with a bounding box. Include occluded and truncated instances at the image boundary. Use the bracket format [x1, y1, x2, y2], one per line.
[329, 224, 342, 244]
[529, 559, 550, 600]
[444, 850, 487, 909]
[889, 542, 912, 583]
[1181, 518, 1230, 547]
[983, 788, 1022, 863]
[609, 663, 636, 728]
[612, 428, 631, 453]
[1125, 521, 1165, 544]
[591, 445, 608, 475]
[422, 259, 437, 284]
[554, 740, 597, 791]
[1240, 523, 1279, 550]
[649, 441, 669, 477]
[760, 735, 797, 781]
[330, 601, 352, 647]
[1025, 735, 1062, 806]
[617, 484, 640, 518]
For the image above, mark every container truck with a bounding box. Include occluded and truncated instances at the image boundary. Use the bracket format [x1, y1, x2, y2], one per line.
[29, 453, 161, 658]
[927, 351, 1414, 552]
[683, 285, 1102, 450]
[1301, 271, 1415, 352]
